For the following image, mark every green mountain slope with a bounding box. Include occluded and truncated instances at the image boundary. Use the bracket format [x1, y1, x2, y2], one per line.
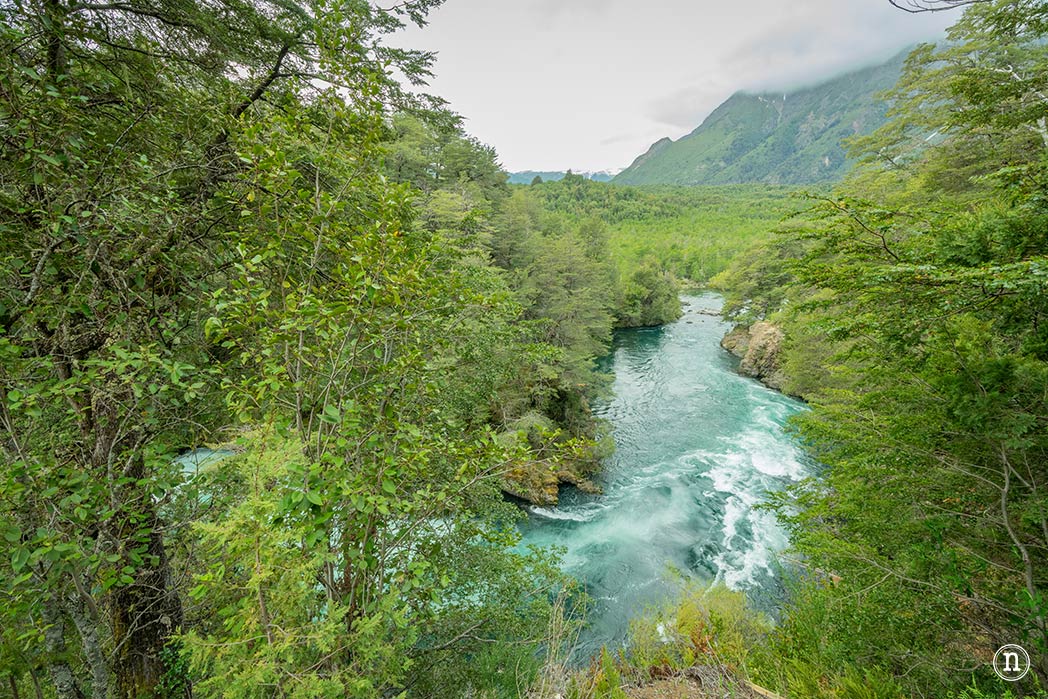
[614, 51, 906, 186]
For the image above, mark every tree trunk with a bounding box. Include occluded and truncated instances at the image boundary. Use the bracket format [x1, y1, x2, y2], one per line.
[41, 593, 81, 699]
[109, 458, 183, 699]
[67, 590, 108, 699]
[28, 666, 44, 699]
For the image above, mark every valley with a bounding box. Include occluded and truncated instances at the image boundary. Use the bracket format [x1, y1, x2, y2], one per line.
[1, 2, 1045, 699]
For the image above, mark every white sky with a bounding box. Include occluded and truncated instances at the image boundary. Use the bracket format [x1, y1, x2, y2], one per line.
[394, 1, 956, 172]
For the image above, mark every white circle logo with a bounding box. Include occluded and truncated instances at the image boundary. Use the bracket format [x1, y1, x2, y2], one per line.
[993, 644, 1031, 682]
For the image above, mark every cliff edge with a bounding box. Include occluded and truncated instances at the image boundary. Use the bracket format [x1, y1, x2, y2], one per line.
[721, 321, 787, 392]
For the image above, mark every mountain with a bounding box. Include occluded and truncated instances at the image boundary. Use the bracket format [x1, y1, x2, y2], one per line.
[507, 170, 617, 184]
[613, 51, 907, 186]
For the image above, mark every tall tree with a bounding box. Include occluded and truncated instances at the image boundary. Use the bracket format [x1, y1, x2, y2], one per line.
[0, 0, 447, 696]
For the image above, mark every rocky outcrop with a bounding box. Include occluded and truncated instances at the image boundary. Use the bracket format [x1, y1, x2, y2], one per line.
[501, 463, 602, 506]
[721, 321, 786, 392]
[497, 411, 606, 506]
[502, 464, 561, 506]
[720, 325, 751, 357]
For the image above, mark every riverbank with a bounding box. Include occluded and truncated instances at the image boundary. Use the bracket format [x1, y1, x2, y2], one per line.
[518, 292, 811, 658]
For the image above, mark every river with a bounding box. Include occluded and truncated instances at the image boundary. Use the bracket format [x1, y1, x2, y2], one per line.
[517, 292, 811, 657]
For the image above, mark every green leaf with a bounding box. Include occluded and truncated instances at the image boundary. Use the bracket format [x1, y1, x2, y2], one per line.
[320, 404, 341, 424]
[11, 548, 29, 572]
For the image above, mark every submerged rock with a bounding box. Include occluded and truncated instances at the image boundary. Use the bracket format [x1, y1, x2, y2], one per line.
[721, 321, 787, 392]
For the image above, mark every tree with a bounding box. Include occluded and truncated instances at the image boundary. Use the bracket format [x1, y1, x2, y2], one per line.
[853, 0, 1048, 196]
[0, 0, 451, 696]
[182, 77, 571, 694]
[713, 2, 1048, 691]
[889, 0, 988, 12]
[617, 259, 682, 328]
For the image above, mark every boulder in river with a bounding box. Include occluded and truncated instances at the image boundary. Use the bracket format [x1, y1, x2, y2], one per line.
[497, 411, 604, 505]
[502, 463, 561, 506]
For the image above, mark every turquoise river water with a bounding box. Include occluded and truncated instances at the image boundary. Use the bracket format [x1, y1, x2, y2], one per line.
[517, 292, 811, 657]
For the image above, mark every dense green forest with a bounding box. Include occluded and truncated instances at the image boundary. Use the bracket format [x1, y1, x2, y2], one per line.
[707, 1, 1048, 696]
[0, 0, 681, 696]
[1, 0, 1047, 698]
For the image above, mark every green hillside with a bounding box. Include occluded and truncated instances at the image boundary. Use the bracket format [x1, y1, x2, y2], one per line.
[614, 51, 906, 186]
[524, 174, 808, 282]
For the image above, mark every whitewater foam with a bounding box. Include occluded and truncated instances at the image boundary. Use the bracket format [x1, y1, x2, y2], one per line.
[527, 506, 595, 523]
[517, 292, 811, 653]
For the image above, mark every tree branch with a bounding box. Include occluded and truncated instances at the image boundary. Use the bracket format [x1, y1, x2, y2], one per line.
[889, 0, 987, 13]
[233, 43, 292, 120]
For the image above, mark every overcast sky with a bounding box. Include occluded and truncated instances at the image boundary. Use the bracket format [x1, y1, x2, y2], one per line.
[394, 1, 956, 173]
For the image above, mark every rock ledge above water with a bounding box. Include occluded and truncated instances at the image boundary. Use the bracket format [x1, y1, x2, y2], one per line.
[721, 321, 787, 392]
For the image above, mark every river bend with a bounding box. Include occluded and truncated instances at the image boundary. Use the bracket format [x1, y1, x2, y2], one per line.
[518, 293, 810, 655]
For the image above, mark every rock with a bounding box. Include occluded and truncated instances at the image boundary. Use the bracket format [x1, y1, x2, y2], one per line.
[740, 321, 786, 390]
[722, 322, 787, 392]
[496, 411, 607, 505]
[502, 462, 604, 506]
[720, 325, 750, 358]
[502, 464, 560, 506]
[557, 469, 603, 495]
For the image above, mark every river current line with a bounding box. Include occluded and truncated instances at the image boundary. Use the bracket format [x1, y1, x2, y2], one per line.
[517, 292, 811, 657]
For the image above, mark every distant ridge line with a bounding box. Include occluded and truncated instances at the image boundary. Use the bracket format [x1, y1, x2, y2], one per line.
[612, 49, 909, 186]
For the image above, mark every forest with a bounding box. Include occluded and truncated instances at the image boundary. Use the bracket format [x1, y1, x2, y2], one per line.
[0, 0, 1046, 697]
[709, 1, 1048, 696]
[0, 1, 681, 695]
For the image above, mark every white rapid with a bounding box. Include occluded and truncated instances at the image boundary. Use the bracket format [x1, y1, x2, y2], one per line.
[517, 293, 811, 657]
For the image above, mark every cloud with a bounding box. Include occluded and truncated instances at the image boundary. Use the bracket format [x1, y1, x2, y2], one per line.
[600, 132, 640, 146]
[644, 0, 953, 133]
[395, 0, 958, 170]
[647, 82, 734, 130]
[528, 0, 620, 30]
[724, 1, 950, 92]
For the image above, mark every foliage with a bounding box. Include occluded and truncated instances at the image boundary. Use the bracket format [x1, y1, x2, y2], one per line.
[592, 648, 627, 699]
[605, 184, 804, 284]
[13, 0, 1048, 696]
[379, 118, 627, 504]
[527, 176, 805, 289]
[713, 1, 1048, 694]
[625, 583, 768, 679]
[616, 260, 682, 328]
[850, 0, 1048, 199]
[0, 0, 591, 697]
